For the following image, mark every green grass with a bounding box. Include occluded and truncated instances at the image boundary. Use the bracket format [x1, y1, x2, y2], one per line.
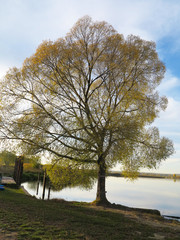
[0, 187, 180, 239]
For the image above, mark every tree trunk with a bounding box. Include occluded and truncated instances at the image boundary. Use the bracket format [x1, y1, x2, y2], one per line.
[95, 156, 110, 205]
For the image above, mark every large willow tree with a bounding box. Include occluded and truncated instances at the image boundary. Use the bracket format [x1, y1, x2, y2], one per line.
[0, 16, 174, 204]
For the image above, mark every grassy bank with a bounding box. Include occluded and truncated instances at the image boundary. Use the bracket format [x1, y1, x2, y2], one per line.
[0, 187, 180, 239]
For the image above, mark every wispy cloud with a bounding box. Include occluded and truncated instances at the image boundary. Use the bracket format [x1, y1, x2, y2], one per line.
[155, 97, 180, 126]
[0, 0, 180, 65]
[158, 71, 180, 95]
[0, 62, 12, 79]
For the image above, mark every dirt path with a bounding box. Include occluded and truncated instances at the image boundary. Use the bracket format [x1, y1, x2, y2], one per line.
[87, 204, 180, 239]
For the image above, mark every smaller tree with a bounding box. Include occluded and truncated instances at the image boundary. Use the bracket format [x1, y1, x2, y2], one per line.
[0, 151, 16, 167]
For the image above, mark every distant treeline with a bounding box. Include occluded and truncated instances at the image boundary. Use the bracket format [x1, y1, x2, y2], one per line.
[107, 171, 180, 179]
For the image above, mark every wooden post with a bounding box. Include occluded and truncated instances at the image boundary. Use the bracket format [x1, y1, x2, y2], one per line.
[36, 172, 40, 195]
[13, 156, 24, 187]
[42, 169, 46, 200]
[48, 181, 51, 200]
[0, 173, 2, 184]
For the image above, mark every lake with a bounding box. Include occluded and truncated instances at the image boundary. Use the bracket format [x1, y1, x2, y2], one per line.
[22, 176, 180, 218]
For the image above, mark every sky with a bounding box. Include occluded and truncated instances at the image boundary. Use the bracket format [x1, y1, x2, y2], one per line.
[0, 0, 180, 173]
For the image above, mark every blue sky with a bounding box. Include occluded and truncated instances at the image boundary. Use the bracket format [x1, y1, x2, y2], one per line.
[0, 0, 180, 173]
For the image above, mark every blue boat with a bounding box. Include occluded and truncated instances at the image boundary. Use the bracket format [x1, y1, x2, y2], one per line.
[0, 185, 4, 190]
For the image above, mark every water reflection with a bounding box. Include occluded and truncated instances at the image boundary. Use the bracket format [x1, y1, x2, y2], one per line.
[106, 177, 180, 217]
[22, 177, 180, 217]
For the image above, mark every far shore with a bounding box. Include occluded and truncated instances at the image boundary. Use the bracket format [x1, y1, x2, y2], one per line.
[107, 171, 180, 179]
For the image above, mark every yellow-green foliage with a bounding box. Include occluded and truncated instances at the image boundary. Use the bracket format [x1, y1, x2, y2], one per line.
[46, 163, 97, 191]
[0, 16, 174, 199]
[0, 151, 16, 167]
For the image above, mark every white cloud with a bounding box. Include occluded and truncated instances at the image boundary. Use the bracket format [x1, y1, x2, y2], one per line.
[60, 0, 180, 42]
[0, 0, 180, 66]
[154, 74, 180, 130]
[144, 157, 180, 174]
[158, 71, 180, 94]
[1, 0, 180, 42]
[0, 63, 11, 79]
[154, 97, 180, 128]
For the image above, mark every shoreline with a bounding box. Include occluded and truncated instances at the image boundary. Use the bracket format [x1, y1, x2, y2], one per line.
[21, 183, 180, 222]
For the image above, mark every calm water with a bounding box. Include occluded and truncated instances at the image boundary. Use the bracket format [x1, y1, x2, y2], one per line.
[22, 177, 180, 217]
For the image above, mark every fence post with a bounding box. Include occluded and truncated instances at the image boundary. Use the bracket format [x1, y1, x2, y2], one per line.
[36, 172, 40, 195]
[48, 181, 51, 200]
[42, 169, 46, 200]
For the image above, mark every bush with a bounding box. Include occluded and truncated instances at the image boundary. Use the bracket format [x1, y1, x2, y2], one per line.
[21, 172, 40, 182]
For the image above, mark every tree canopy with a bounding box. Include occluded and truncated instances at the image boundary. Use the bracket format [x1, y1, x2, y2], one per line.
[0, 16, 174, 204]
